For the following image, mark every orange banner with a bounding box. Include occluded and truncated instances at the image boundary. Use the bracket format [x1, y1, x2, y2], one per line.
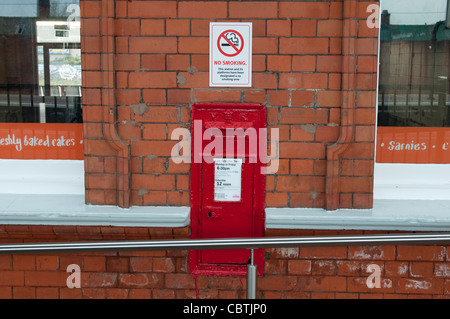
[0, 123, 84, 160]
[376, 127, 450, 164]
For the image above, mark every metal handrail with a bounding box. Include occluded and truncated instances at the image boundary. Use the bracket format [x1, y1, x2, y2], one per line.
[2, 233, 450, 299]
[1, 233, 450, 255]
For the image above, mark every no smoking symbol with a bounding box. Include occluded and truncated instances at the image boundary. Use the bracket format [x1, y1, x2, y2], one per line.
[217, 30, 244, 57]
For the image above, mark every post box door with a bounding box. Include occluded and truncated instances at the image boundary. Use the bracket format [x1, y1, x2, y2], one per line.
[200, 157, 254, 264]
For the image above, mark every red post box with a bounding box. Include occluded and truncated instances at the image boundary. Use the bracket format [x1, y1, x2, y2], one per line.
[189, 103, 266, 276]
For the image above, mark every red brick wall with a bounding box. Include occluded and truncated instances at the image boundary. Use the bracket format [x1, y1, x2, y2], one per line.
[1, 227, 450, 299]
[8, 0, 448, 300]
[81, 0, 379, 210]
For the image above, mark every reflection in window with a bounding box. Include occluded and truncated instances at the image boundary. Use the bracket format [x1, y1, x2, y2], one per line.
[378, 0, 450, 128]
[377, 0, 450, 164]
[0, 0, 81, 124]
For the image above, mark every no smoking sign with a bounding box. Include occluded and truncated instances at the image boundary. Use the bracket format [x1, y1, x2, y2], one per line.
[218, 30, 244, 57]
[210, 23, 252, 87]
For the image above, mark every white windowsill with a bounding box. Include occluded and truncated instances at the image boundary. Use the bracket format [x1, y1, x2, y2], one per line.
[1, 160, 449, 231]
[266, 164, 450, 231]
[266, 199, 450, 231]
[1, 194, 449, 231]
[374, 164, 450, 201]
[0, 160, 189, 228]
[0, 193, 190, 228]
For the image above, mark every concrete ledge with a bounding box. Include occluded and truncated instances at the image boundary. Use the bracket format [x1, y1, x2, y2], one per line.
[266, 199, 450, 231]
[0, 194, 190, 228]
[2, 195, 450, 232]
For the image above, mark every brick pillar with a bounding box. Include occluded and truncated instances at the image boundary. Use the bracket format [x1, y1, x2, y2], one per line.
[326, 0, 378, 210]
[82, 0, 133, 208]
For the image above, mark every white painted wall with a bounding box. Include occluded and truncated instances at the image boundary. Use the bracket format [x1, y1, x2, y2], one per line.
[0, 159, 84, 195]
[374, 163, 450, 200]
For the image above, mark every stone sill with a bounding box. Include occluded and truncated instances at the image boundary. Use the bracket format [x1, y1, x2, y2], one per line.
[1, 194, 450, 232]
[266, 199, 450, 232]
[0, 194, 190, 228]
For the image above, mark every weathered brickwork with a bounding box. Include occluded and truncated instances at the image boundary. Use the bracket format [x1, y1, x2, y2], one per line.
[1, 227, 450, 299]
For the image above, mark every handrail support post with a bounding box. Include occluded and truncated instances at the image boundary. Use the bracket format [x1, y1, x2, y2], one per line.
[247, 248, 257, 299]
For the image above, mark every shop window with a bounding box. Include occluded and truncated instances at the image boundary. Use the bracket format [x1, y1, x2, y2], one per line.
[0, 0, 83, 160]
[375, 0, 450, 200]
